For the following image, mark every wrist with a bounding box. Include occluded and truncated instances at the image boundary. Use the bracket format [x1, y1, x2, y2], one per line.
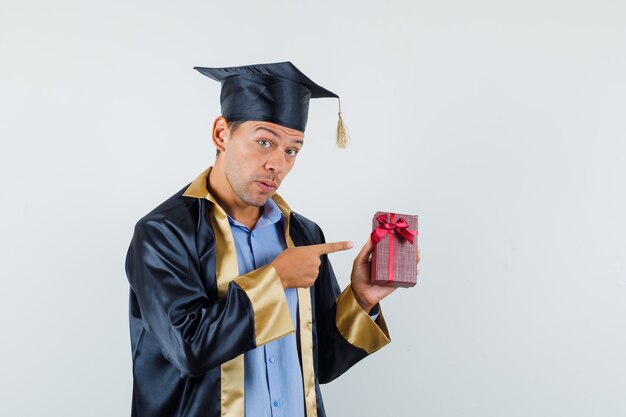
[351, 284, 374, 313]
[270, 261, 287, 289]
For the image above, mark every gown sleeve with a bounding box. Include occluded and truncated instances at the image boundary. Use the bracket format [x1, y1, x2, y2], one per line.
[312, 226, 391, 384]
[126, 217, 294, 378]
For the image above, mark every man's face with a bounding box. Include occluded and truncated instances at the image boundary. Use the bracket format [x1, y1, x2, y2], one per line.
[221, 120, 304, 207]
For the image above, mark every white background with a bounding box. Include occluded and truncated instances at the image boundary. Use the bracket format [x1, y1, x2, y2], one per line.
[1, 0, 625, 416]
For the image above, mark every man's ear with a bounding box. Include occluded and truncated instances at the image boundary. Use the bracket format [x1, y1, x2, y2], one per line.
[212, 116, 229, 153]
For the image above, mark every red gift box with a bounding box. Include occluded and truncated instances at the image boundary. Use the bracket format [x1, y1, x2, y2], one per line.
[370, 211, 419, 287]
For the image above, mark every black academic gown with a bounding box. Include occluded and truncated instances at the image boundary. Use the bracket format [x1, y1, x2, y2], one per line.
[125, 167, 391, 417]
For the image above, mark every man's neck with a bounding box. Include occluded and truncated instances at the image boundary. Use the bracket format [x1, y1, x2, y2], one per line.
[207, 165, 263, 230]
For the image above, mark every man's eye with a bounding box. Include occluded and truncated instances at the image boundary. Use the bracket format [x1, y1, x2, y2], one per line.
[258, 140, 271, 148]
[286, 149, 298, 157]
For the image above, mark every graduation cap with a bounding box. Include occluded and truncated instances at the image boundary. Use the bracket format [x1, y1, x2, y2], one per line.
[194, 61, 349, 148]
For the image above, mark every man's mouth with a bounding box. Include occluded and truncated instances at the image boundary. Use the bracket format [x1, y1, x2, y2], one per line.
[255, 180, 277, 192]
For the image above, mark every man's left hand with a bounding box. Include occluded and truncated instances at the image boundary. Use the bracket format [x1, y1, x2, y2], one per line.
[350, 238, 421, 314]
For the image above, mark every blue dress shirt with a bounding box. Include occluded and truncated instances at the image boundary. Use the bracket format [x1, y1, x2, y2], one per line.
[228, 199, 305, 417]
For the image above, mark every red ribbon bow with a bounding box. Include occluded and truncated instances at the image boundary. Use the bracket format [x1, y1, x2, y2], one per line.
[370, 213, 418, 284]
[371, 214, 417, 245]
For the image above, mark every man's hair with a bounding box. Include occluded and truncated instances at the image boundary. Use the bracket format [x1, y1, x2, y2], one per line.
[216, 120, 245, 157]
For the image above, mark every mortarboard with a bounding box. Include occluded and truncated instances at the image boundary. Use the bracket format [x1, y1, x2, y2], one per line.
[194, 61, 349, 148]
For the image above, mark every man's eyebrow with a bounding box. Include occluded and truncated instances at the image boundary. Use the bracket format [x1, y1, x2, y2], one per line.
[254, 126, 279, 137]
[254, 126, 304, 146]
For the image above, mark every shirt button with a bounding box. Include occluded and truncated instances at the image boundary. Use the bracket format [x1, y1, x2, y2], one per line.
[269, 357, 276, 363]
[273, 400, 279, 407]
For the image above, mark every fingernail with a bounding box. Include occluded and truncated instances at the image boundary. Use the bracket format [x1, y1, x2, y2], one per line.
[347, 241, 354, 248]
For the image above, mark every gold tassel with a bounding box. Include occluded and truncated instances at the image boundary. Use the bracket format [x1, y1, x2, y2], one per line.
[336, 98, 350, 149]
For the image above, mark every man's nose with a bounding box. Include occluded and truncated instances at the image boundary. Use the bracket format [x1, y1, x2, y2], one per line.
[265, 150, 286, 172]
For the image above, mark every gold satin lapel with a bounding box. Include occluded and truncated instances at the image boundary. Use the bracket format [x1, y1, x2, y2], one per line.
[220, 357, 244, 417]
[182, 167, 212, 198]
[296, 289, 316, 417]
[274, 197, 318, 417]
[210, 203, 238, 298]
[209, 196, 245, 417]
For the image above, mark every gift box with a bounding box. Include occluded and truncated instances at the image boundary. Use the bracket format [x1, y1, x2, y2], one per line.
[370, 211, 419, 287]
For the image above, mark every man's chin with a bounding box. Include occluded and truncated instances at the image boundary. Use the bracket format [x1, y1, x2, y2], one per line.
[243, 194, 274, 208]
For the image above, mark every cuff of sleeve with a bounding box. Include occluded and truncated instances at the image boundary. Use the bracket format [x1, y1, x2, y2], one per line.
[234, 264, 295, 346]
[335, 285, 391, 354]
[369, 304, 381, 321]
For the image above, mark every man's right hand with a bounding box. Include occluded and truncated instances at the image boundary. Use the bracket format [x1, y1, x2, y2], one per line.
[271, 241, 353, 289]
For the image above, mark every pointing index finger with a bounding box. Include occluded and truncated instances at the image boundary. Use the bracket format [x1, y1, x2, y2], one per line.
[310, 241, 354, 255]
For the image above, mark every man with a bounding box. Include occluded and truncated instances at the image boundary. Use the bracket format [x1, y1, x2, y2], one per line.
[125, 62, 420, 417]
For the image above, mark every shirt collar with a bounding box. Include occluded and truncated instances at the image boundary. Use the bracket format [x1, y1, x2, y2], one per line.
[228, 197, 283, 231]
